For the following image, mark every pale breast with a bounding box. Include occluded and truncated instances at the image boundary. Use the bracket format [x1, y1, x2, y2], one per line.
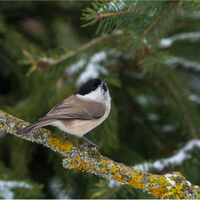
[64, 105, 110, 137]
[50, 95, 111, 137]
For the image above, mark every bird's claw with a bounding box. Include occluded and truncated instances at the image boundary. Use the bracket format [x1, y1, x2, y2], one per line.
[81, 142, 99, 150]
[63, 132, 68, 144]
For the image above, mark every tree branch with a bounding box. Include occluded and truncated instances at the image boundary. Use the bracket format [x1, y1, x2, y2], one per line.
[140, 3, 174, 40]
[92, 5, 153, 19]
[33, 34, 111, 73]
[0, 109, 200, 199]
[93, 9, 136, 19]
[49, 34, 110, 66]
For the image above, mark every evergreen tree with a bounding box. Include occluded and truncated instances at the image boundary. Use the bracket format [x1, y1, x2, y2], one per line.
[0, 1, 200, 198]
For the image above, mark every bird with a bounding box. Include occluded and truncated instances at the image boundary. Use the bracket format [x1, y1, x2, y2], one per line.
[16, 78, 111, 149]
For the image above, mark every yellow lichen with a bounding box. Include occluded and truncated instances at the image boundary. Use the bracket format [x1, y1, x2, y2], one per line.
[165, 191, 173, 196]
[102, 160, 106, 166]
[4, 128, 7, 130]
[128, 179, 145, 188]
[99, 168, 107, 173]
[148, 176, 171, 198]
[110, 165, 117, 173]
[131, 172, 142, 180]
[108, 164, 127, 183]
[195, 194, 200, 199]
[148, 175, 187, 199]
[148, 188, 164, 198]
[73, 156, 81, 160]
[49, 138, 73, 152]
[175, 185, 185, 195]
[68, 156, 90, 172]
[91, 165, 96, 172]
[127, 172, 145, 189]
[112, 172, 126, 183]
[0, 124, 2, 127]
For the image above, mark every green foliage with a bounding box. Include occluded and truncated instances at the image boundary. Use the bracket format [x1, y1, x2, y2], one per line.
[1, 1, 200, 199]
[0, 161, 45, 198]
[82, 0, 181, 48]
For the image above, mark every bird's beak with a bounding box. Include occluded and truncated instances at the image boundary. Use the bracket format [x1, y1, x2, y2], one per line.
[101, 79, 106, 85]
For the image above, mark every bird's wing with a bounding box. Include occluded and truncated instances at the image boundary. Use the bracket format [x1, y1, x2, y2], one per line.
[39, 95, 106, 121]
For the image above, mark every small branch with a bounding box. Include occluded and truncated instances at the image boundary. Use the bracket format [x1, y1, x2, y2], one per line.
[93, 9, 135, 19]
[92, 5, 153, 19]
[49, 34, 110, 66]
[140, 3, 174, 40]
[0, 109, 200, 198]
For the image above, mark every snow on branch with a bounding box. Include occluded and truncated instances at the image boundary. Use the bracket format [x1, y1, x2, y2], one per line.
[160, 32, 200, 48]
[134, 139, 200, 172]
[0, 109, 200, 199]
[0, 180, 33, 199]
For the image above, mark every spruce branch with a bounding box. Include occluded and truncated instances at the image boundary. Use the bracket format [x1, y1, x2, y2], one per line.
[26, 34, 111, 76]
[92, 9, 136, 19]
[91, 4, 154, 19]
[48, 34, 110, 66]
[140, 3, 174, 40]
[0, 109, 200, 199]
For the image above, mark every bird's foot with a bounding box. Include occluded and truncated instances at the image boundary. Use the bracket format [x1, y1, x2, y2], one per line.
[63, 132, 68, 144]
[80, 142, 99, 150]
[81, 136, 99, 150]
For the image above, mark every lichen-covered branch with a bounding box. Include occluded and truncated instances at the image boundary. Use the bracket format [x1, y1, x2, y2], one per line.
[0, 109, 199, 199]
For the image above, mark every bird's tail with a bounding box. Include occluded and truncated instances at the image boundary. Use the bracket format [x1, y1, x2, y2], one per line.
[16, 117, 54, 135]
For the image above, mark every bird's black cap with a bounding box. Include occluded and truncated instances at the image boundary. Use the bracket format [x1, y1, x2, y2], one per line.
[75, 78, 107, 95]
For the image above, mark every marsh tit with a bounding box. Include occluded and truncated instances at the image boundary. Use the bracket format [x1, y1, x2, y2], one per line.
[17, 78, 111, 149]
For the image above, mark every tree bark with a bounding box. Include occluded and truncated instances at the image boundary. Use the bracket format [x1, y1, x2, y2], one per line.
[0, 109, 199, 199]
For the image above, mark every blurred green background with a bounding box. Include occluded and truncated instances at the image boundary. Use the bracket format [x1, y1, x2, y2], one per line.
[0, 1, 200, 199]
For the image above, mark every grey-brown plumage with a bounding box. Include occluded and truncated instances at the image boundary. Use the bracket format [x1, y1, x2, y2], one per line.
[16, 78, 111, 149]
[17, 95, 106, 134]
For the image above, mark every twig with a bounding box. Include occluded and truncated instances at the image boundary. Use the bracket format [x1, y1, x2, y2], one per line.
[92, 5, 153, 19]
[0, 109, 200, 199]
[140, 3, 174, 40]
[49, 34, 110, 66]
[93, 9, 135, 19]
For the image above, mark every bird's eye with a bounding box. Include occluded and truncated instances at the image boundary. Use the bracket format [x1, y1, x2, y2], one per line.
[92, 86, 96, 91]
